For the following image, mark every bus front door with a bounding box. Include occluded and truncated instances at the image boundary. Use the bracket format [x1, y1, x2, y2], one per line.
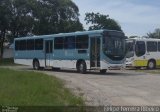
[45, 40, 53, 67]
[90, 37, 100, 68]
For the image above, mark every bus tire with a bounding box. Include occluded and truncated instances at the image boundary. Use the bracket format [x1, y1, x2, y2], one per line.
[147, 60, 156, 70]
[77, 61, 87, 74]
[100, 69, 107, 74]
[33, 60, 40, 70]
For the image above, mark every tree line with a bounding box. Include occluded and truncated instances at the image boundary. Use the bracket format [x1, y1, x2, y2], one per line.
[0, 0, 122, 58]
[0, 0, 82, 58]
[128, 28, 160, 39]
[146, 28, 160, 39]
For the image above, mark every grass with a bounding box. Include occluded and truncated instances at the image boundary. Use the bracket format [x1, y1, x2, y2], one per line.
[0, 68, 84, 106]
[0, 58, 15, 66]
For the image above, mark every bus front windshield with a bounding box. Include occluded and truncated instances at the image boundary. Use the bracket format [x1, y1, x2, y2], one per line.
[126, 40, 135, 58]
[103, 33, 125, 60]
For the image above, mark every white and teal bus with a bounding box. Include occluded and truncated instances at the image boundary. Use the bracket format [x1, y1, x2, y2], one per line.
[14, 30, 126, 73]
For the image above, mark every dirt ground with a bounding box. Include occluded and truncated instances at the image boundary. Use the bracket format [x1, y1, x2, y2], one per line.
[2, 66, 160, 106]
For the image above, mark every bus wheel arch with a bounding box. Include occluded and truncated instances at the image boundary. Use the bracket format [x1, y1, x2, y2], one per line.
[147, 59, 156, 69]
[33, 58, 40, 70]
[76, 59, 87, 74]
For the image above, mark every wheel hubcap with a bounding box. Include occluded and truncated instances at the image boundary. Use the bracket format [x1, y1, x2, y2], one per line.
[35, 62, 38, 69]
[80, 64, 83, 71]
[149, 62, 154, 68]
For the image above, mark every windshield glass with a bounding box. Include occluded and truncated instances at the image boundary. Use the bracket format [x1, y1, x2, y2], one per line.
[103, 32, 125, 60]
[126, 39, 135, 58]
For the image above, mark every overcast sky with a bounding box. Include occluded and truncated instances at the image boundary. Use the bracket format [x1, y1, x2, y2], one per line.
[73, 0, 160, 37]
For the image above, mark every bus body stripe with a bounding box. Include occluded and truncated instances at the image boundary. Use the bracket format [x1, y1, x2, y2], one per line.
[134, 60, 148, 67]
[134, 59, 160, 67]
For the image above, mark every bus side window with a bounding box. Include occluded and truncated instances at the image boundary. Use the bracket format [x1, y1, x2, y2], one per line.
[19, 40, 27, 50]
[15, 40, 20, 50]
[158, 42, 160, 51]
[35, 39, 43, 50]
[27, 39, 35, 50]
[64, 36, 75, 49]
[135, 41, 145, 57]
[76, 35, 89, 49]
[54, 37, 64, 49]
[147, 41, 157, 52]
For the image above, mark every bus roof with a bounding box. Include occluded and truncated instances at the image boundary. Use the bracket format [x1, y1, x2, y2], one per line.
[126, 38, 160, 42]
[14, 29, 123, 40]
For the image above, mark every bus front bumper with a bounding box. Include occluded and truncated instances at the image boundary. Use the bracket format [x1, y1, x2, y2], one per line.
[101, 61, 125, 70]
[108, 64, 126, 70]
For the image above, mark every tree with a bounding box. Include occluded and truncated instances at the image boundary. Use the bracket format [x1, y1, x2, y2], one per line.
[0, 0, 83, 59]
[85, 12, 122, 31]
[0, 0, 12, 58]
[32, 0, 83, 35]
[9, 0, 35, 38]
[146, 28, 160, 39]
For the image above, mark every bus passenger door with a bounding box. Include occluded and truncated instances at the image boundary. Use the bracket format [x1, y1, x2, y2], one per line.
[45, 40, 53, 67]
[90, 37, 100, 68]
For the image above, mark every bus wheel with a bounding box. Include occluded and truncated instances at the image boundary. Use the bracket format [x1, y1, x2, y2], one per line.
[33, 60, 40, 70]
[100, 69, 107, 74]
[78, 61, 87, 74]
[147, 60, 156, 70]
